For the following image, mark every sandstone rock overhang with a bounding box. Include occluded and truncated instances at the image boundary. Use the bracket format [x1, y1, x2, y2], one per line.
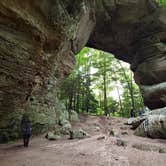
[0, 0, 166, 140]
[87, 0, 166, 109]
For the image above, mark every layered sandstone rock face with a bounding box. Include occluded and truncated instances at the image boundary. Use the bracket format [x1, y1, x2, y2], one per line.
[0, 0, 95, 142]
[0, 0, 165, 141]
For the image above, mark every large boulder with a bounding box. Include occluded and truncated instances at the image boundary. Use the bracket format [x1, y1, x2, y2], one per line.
[131, 107, 166, 139]
[59, 120, 72, 135]
[70, 110, 79, 122]
[135, 115, 166, 139]
[69, 129, 90, 139]
[127, 117, 147, 129]
[46, 132, 61, 140]
[150, 107, 166, 116]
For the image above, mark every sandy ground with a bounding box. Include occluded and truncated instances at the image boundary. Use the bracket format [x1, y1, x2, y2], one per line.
[0, 114, 166, 166]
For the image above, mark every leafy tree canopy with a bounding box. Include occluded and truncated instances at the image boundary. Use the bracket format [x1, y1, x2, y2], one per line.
[60, 48, 146, 118]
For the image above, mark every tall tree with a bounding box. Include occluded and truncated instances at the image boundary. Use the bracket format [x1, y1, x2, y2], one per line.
[60, 47, 144, 117]
[117, 60, 135, 110]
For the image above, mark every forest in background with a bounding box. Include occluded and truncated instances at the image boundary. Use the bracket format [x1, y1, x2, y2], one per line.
[59, 48, 145, 118]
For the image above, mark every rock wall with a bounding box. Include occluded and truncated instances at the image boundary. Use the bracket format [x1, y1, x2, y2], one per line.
[0, 0, 166, 142]
[0, 0, 95, 142]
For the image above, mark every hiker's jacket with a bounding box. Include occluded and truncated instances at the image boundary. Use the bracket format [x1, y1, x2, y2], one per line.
[21, 118, 32, 135]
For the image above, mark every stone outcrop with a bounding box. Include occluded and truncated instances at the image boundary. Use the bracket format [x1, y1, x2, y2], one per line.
[135, 114, 166, 139]
[127, 117, 147, 130]
[0, 0, 95, 142]
[0, 0, 166, 141]
[46, 132, 61, 141]
[134, 107, 166, 138]
[87, 0, 166, 109]
[69, 129, 90, 139]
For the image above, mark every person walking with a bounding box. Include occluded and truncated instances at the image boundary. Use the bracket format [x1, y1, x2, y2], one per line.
[21, 115, 32, 147]
[130, 107, 135, 118]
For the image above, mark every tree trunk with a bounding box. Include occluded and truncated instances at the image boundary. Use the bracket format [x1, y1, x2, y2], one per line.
[118, 60, 135, 110]
[130, 73, 135, 109]
[76, 75, 80, 113]
[103, 58, 108, 116]
[116, 85, 124, 117]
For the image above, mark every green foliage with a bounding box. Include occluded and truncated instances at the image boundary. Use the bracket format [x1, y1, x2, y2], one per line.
[156, 0, 166, 5]
[96, 108, 104, 115]
[110, 112, 121, 117]
[60, 47, 144, 118]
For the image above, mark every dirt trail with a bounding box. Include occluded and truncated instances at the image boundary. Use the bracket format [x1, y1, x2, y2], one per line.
[0, 115, 166, 166]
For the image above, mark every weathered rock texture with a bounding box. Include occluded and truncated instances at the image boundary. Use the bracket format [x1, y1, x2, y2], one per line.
[0, 0, 166, 141]
[0, 0, 95, 142]
[134, 107, 166, 138]
[135, 114, 166, 139]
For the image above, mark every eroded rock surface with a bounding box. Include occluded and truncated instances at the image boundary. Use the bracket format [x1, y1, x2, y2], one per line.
[0, 0, 95, 142]
[134, 107, 166, 139]
[135, 114, 166, 139]
[0, 0, 166, 141]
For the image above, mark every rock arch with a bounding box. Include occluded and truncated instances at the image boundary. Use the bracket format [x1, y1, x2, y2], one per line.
[0, 0, 165, 141]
